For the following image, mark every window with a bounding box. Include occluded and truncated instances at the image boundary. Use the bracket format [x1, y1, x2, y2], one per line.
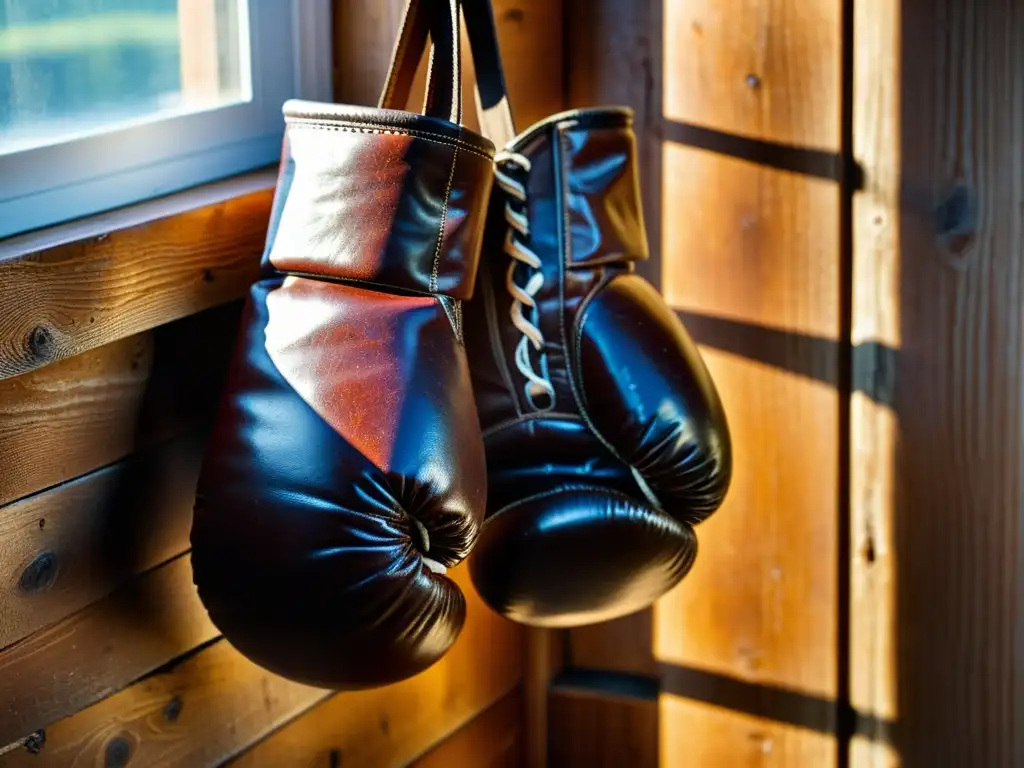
[0, 0, 331, 238]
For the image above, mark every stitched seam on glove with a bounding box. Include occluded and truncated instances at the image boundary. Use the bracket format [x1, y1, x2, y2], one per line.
[274, 270, 437, 298]
[432, 144, 459, 293]
[556, 124, 573, 414]
[284, 120, 493, 160]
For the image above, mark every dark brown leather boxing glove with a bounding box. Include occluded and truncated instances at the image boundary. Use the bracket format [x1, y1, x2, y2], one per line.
[464, 108, 732, 626]
[190, 0, 496, 689]
[401, 0, 733, 628]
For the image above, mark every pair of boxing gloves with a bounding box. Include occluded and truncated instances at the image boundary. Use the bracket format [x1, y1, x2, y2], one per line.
[189, 0, 732, 689]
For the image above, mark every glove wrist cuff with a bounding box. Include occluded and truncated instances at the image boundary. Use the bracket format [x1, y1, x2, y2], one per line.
[263, 101, 496, 300]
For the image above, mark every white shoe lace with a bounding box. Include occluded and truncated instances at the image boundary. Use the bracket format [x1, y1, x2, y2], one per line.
[494, 149, 555, 409]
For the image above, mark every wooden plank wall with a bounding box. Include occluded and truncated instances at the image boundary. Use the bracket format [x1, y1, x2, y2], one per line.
[851, 0, 1024, 766]
[556, 0, 1024, 766]
[0, 1, 563, 765]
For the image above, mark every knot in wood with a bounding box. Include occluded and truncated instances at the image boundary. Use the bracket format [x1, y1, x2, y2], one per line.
[935, 183, 978, 256]
[18, 552, 58, 593]
[26, 325, 55, 363]
[24, 730, 46, 755]
[164, 696, 183, 722]
[104, 736, 132, 768]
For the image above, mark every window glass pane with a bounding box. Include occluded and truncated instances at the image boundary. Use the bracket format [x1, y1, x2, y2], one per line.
[0, 0, 250, 154]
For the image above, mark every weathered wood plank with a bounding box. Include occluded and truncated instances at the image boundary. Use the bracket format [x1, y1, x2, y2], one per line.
[567, 610, 657, 677]
[849, 0, 899, 764]
[523, 627, 564, 768]
[655, 154, 840, 767]
[0, 638, 327, 767]
[0, 432, 205, 651]
[229, 564, 524, 768]
[660, 0, 840, 151]
[852, 0, 1024, 765]
[412, 688, 523, 768]
[660, 693, 835, 767]
[0, 302, 240, 507]
[0, 554, 217, 747]
[0, 564, 522, 767]
[549, 686, 658, 768]
[0, 183, 268, 380]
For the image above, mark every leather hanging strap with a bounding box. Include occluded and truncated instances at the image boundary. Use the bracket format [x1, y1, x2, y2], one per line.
[378, 0, 462, 124]
[379, 0, 516, 145]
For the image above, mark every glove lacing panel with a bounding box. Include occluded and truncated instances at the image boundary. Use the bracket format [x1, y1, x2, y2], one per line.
[494, 150, 555, 410]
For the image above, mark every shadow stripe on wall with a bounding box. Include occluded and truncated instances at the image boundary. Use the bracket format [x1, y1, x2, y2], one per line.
[659, 118, 863, 187]
[677, 310, 897, 408]
[553, 665, 896, 745]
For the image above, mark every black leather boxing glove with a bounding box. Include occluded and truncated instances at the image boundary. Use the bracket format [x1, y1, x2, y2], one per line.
[416, 0, 732, 628]
[464, 107, 732, 627]
[190, 0, 497, 688]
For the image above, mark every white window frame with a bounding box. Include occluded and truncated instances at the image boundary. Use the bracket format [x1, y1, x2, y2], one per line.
[0, 0, 332, 239]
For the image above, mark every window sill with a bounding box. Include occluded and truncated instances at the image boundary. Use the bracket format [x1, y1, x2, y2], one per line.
[0, 168, 278, 381]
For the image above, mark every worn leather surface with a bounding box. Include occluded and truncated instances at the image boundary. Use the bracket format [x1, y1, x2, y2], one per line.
[465, 108, 732, 627]
[191, 98, 495, 688]
[265, 101, 493, 299]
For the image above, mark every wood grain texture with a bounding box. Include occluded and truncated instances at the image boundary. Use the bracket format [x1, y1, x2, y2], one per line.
[849, 0, 899, 764]
[653, 133, 841, 768]
[0, 432, 205, 651]
[411, 688, 523, 768]
[549, 687, 658, 768]
[0, 554, 217, 747]
[523, 628, 564, 768]
[852, 0, 1024, 765]
[0, 302, 240, 507]
[661, 0, 840, 150]
[228, 565, 524, 768]
[0, 185, 268, 380]
[660, 694, 835, 767]
[567, 610, 657, 677]
[0, 637, 329, 768]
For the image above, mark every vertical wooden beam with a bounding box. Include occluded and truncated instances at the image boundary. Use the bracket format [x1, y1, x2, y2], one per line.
[412, 688, 525, 767]
[849, 0, 899, 764]
[523, 628, 565, 768]
[333, 0, 408, 107]
[851, 0, 1024, 765]
[549, 684, 658, 768]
